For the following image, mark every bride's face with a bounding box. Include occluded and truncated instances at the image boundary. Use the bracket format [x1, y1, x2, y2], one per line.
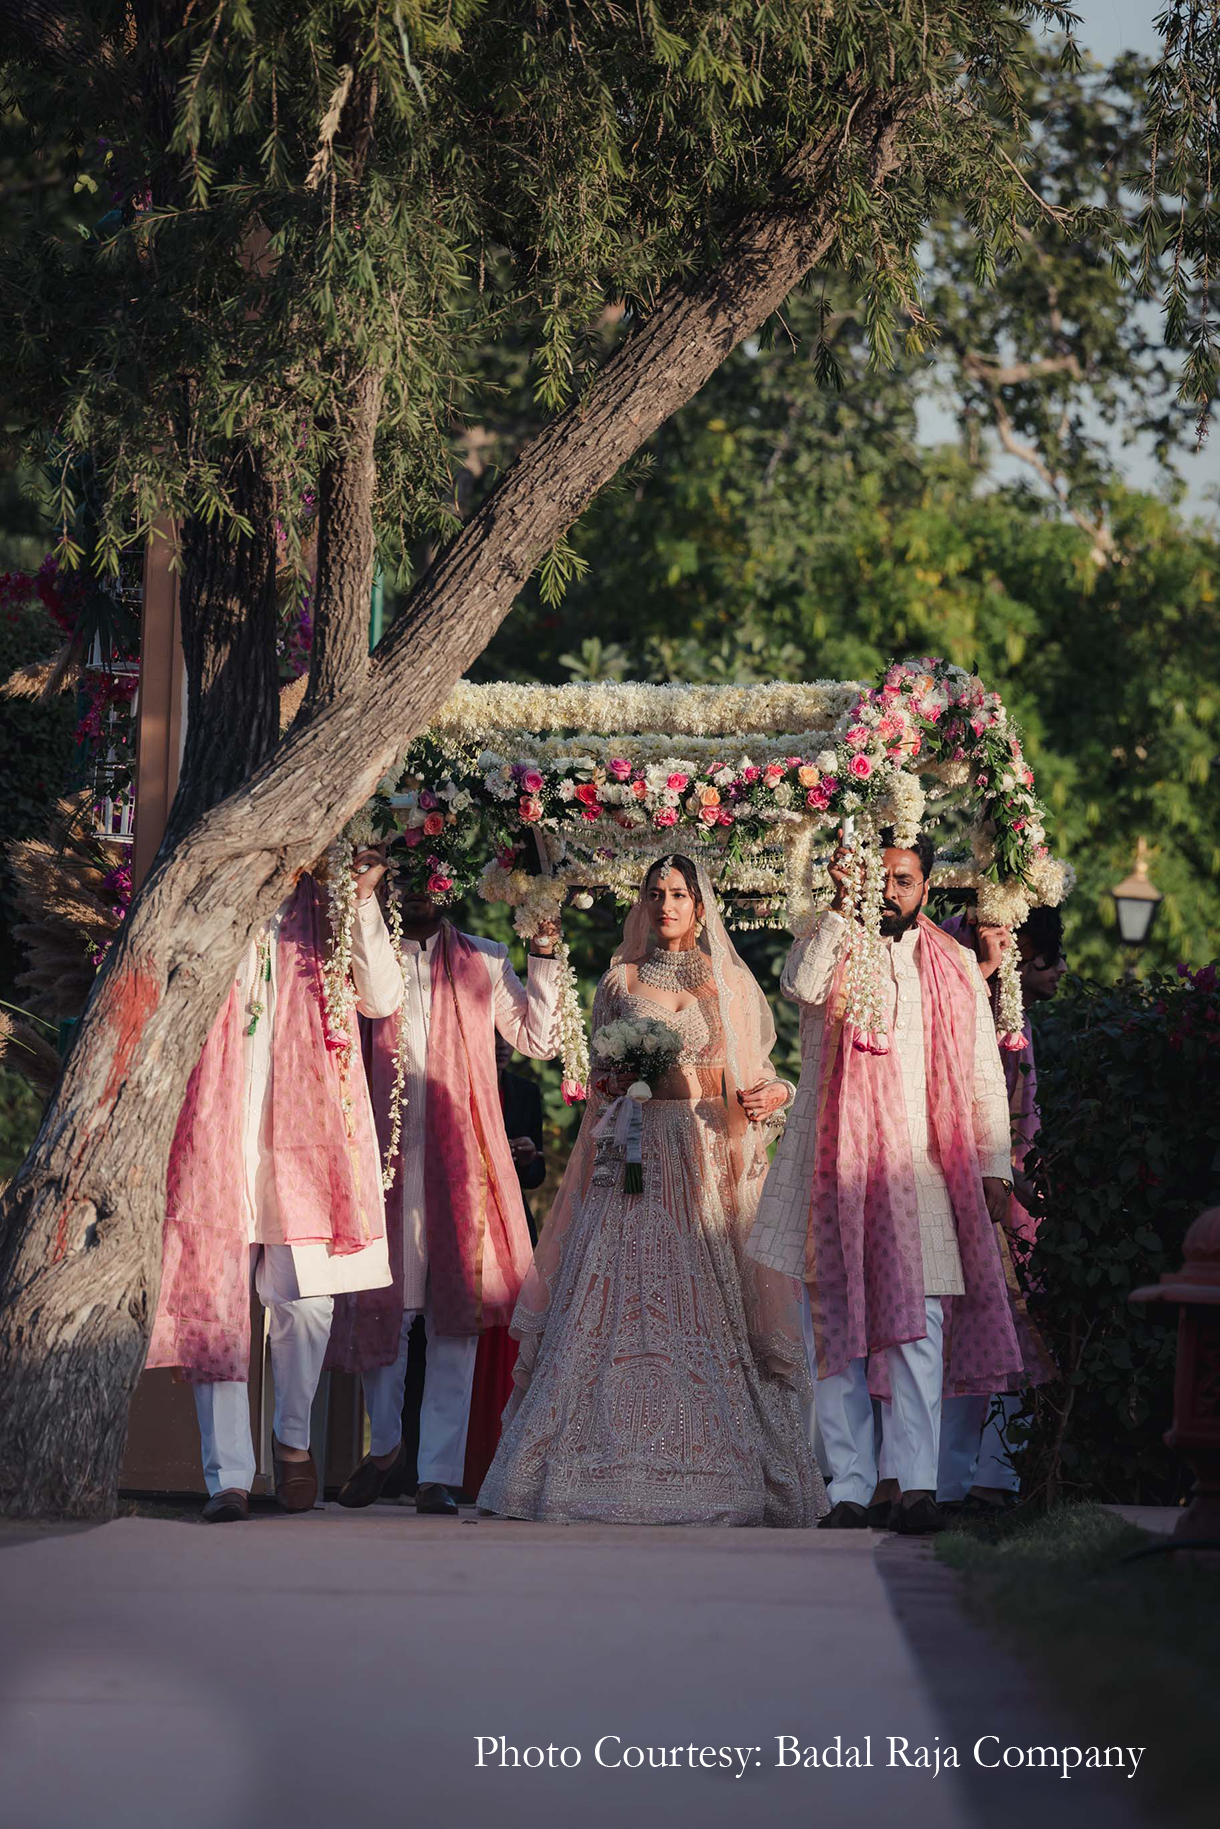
[645, 870, 703, 946]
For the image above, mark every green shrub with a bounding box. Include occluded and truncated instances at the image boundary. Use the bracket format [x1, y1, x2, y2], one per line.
[1018, 965, 1220, 1505]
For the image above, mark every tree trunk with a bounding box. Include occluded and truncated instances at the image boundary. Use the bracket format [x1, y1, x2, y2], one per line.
[0, 94, 909, 1520]
[165, 445, 281, 845]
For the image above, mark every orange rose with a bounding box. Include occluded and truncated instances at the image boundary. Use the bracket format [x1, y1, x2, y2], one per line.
[423, 812, 445, 837]
[797, 765, 821, 788]
[698, 785, 720, 807]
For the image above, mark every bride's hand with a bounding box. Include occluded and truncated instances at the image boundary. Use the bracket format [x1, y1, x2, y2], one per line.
[737, 1080, 787, 1123]
[595, 1073, 632, 1098]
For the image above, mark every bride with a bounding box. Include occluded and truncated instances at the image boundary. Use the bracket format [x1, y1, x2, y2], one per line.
[478, 854, 826, 1527]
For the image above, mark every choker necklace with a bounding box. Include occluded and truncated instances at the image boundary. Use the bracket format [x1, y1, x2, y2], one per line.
[637, 945, 709, 992]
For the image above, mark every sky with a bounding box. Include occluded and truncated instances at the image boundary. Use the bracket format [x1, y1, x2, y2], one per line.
[917, 0, 1218, 521]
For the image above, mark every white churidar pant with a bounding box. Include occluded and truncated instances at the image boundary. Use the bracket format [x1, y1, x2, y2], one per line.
[362, 1306, 479, 1487]
[937, 1392, 1022, 1502]
[816, 1297, 944, 1506]
[193, 1245, 333, 1497]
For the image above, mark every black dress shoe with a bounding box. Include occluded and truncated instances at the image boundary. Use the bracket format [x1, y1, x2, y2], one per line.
[890, 1494, 948, 1536]
[866, 1499, 896, 1530]
[416, 1482, 460, 1516]
[201, 1489, 249, 1524]
[338, 1443, 408, 1509]
[817, 1500, 870, 1530]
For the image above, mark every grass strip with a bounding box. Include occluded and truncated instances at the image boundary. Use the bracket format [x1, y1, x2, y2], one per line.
[936, 1503, 1220, 1829]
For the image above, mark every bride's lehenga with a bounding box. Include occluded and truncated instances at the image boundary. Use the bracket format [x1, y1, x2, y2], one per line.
[478, 882, 827, 1529]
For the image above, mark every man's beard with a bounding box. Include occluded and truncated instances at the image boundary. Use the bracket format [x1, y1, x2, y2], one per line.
[878, 902, 921, 939]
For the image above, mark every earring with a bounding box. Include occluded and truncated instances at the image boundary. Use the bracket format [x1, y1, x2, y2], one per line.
[694, 917, 705, 940]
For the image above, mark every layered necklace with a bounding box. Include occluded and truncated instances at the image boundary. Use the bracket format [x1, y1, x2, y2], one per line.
[637, 943, 709, 993]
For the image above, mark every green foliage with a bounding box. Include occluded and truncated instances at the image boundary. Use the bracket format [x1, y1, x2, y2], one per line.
[2, 2, 1106, 590]
[937, 1504, 1220, 1829]
[0, 1068, 42, 1182]
[1017, 967, 1220, 1505]
[0, 592, 75, 1001]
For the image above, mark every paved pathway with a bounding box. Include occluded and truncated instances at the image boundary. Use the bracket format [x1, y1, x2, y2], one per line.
[0, 1505, 1154, 1829]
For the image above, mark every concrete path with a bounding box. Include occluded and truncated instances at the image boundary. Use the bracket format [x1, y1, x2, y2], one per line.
[0, 1505, 1150, 1829]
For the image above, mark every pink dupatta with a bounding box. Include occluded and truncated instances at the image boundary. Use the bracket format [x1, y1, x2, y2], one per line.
[147, 875, 384, 1382]
[327, 921, 534, 1372]
[806, 915, 1023, 1397]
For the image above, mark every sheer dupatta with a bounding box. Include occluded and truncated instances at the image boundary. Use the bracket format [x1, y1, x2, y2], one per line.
[509, 861, 808, 1391]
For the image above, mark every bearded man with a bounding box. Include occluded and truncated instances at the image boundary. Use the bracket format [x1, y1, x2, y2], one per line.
[748, 831, 1024, 1535]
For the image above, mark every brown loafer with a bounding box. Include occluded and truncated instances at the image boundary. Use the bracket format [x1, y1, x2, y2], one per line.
[201, 1488, 249, 1524]
[338, 1442, 408, 1510]
[273, 1440, 318, 1514]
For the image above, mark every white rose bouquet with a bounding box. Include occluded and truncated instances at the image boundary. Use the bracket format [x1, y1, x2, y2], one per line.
[591, 1016, 683, 1192]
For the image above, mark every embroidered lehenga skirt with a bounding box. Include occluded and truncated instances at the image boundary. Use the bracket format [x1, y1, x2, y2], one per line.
[478, 1097, 825, 1527]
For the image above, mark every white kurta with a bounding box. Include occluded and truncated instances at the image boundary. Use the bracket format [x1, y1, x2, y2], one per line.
[236, 892, 402, 1296]
[749, 911, 1011, 1296]
[394, 931, 560, 1312]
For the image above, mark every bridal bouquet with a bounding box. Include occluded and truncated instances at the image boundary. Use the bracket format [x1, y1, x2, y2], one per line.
[591, 1016, 683, 1192]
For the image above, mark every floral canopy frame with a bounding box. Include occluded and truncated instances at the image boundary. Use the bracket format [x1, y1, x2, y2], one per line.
[335, 657, 1073, 1099]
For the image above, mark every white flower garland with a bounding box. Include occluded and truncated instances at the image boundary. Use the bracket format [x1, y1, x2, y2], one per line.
[327, 659, 1079, 1084]
[839, 819, 892, 1053]
[320, 837, 358, 1135]
[428, 679, 860, 740]
[378, 890, 412, 1189]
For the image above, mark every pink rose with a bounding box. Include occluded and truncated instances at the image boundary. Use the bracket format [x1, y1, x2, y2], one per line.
[521, 769, 544, 794]
[427, 873, 453, 896]
[848, 753, 873, 780]
[666, 772, 689, 792]
[717, 809, 733, 827]
[806, 786, 830, 810]
[422, 811, 445, 837]
[630, 779, 648, 800]
[763, 764, 784, 786]
[653, 807, 678, 828]
[580, 804, 601, 821]
[401, 828, 423, 847]
[846, 725, 869, 750]
[561, 1078, 587, 1105]
[574, 782, 600, 807]
[787, 755, 803, 768]
[698, 805, 720, 826]
[607, 758, 632, 780]
[519, 794, 543, 822]
[742, 765, 761, 783]
[877, 715, 899, 740]
[496, 847, 517, 869]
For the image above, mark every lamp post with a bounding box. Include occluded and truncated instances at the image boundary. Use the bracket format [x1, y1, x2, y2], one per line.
[1110, 836, 1162, 962]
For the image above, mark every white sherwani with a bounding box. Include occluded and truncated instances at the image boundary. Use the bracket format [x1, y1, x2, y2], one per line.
[749, 910, 1013, 1506]
[195, 891, 403, 1497]
[362, 931, 560, 1487]
[750, 911, 1012, 1294]
[238, 893, 401, 1295]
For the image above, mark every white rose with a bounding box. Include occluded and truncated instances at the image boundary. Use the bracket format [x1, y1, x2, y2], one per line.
[713, 766, 735, 787]
[773, 782, 795, 807]
[816, 750, 838, 773]
[641, 1034, 659, 1053]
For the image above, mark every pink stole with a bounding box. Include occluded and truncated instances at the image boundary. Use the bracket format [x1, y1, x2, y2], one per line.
[328, 923, 533, 1372]
[423, 925, 534, 1333]
[147, 875, 383, 1382]
[806, 915, 1023, 1396]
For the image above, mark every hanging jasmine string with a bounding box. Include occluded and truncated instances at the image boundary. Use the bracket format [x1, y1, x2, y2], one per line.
[246, 931, 272, 1037]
